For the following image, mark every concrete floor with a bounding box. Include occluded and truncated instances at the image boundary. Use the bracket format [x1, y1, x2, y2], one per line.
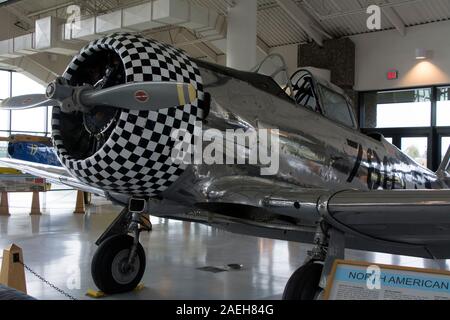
[1, 189, 450, 300]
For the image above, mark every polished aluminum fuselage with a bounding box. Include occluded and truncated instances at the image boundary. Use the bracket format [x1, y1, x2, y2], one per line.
[143, 64, 450, 259]
[200, 66, 440, 192]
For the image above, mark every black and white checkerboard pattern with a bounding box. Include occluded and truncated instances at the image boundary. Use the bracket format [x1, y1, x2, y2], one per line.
[52, 33, 204, 196]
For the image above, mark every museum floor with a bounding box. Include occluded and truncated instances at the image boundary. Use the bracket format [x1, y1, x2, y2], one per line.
[0, 190, 448, 300]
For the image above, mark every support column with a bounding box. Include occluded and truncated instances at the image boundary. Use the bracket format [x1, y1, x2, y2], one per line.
[298, 38, 357, 109]
[226, 0, 257, 71]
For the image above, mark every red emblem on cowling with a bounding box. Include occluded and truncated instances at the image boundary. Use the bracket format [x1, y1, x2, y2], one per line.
[134, 90, 149, 103]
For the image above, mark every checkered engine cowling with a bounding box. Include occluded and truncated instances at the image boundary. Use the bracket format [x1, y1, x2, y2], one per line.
[52, 33, 204, 197]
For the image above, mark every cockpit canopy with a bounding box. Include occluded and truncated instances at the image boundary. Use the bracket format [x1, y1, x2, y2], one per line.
[254, 54, 357, 129]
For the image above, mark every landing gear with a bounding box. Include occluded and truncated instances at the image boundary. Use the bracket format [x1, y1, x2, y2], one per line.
[282, 261, 323, 300]
[283, 220, 344, 300]
[91, 198, 151, 294]
[91, 234, 145, 294]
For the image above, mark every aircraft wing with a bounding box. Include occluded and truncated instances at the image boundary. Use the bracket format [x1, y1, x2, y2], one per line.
[199, 176, 450, 258]
[0, 158, 105, 196]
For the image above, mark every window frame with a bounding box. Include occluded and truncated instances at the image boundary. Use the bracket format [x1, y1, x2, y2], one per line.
[0, 69, 51, 138]
[359, 85, 450, 171]
[435, 86, 450, 127]
[319, 84, 357, 129]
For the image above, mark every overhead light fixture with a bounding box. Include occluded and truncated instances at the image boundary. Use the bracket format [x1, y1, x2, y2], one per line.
[415, 48, 428, 60]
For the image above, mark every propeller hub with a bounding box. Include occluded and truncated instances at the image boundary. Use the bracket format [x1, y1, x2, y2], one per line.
[46, 82, 56, 99]
[46, 77, 75, 102]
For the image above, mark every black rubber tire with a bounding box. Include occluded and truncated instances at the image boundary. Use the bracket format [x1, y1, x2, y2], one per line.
[91, 234, 146, 294]
[0, 285, 36, 300]
[282, 262, 323, 300]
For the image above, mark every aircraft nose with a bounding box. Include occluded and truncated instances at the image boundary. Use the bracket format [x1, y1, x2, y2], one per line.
[51, 33, 205, 197]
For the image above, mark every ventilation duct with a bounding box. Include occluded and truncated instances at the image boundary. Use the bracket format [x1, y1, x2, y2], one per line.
[122, 2, 163, 30]
[69, 16, 99, 41]
[96, 10, 135, 34]
[13, 33, 37, 55]
[1, 0, 223, 60]
[0, 39, 22, 58]
[35, 16, 81, 55]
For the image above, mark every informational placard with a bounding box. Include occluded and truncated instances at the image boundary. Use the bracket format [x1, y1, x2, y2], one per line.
[324, 260, 450, 300]
[0, 174, 46, 192]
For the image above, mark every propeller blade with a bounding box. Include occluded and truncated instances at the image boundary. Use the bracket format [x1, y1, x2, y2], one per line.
[80, 82, 197, 112]
[0, 94, 60, 110]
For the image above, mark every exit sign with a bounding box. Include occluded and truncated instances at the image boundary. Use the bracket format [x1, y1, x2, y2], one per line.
[387, 69, 399, 80]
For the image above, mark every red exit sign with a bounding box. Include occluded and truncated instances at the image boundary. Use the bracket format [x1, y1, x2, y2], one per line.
[387, 69, 399, 80]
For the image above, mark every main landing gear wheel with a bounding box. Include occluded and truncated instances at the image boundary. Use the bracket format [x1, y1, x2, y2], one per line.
[91, 234, 146, 294]
[282, 261, 323, 300]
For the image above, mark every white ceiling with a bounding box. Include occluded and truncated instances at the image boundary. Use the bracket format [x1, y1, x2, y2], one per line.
[2, 0, 450, 59]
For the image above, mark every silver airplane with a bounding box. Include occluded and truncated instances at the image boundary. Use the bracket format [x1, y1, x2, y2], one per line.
[2, 33, 450, 300]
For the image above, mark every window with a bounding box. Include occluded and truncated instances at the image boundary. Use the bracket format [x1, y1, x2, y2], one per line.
[360, 87, 450, 170]
[10, 131, 47, 136]
[441, 137, 450, 160]
[401, 137, 428, 167]
[374, 89, 431, 128]
[437, 87, 450, 127]
[11, 72, 44, 96]
[10, 72, 46, 133]
[320, 85, 354, 127]
[0, 70, 11, 135]
[0, 110, 9, 134]
[11, 107, 47, 133]
[0, 70, 51, 137]
[0, 141, 7, 157]
[47, 106, 53, 133]
[0, 70, 10, 99]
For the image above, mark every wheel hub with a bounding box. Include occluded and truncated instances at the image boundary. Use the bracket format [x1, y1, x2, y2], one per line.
[111, 249, 140, 285]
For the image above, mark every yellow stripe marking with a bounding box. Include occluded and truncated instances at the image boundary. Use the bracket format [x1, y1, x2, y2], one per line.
[177, 84, 186, 105]
[188, 84, 197, 102]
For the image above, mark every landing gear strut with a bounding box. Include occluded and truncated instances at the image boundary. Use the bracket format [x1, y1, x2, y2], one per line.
[282, 220, 345, 300]
[91, 198, 151, 294]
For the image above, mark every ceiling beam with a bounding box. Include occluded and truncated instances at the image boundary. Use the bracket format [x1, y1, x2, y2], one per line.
[4, 6, 34, 30]
[256, 36, 270, 55]
[27, 1, 74, 17]
[176, 28, 218, 62]
[382, 5, 406, 36]
[275, 0, 325, 46]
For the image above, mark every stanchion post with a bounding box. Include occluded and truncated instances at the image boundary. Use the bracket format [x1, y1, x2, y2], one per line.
[0, 192, 9, 216]
[74, 190, 85, 214]
[30, 190, 42, 215]
[0, 244, 27, 293]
